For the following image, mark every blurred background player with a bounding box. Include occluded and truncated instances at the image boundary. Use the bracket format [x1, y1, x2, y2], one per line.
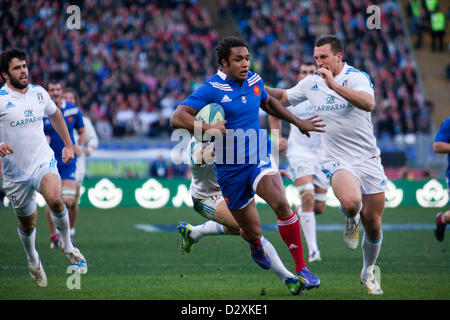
[433, 116, 450, 241]
[44, 80, 87, 248]
[267, 62, 329, 263]
[266, 35, 387, 295]
[177, 138, 303, 295]
[171, 36, 325, 290]
[62, 87, 99, 245]
[0, 48, 87, 287]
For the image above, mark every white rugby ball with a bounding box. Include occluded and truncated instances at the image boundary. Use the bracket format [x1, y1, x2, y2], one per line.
[194, 103, 225, 141]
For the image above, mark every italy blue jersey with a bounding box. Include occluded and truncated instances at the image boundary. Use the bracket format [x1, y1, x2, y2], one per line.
[43, 101, 84, 164]
[181, 70, 270, 170]
[434, 117, 450, 180]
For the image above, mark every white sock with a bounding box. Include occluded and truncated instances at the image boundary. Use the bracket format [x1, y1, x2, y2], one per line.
[261, 236, 296, 283]
[70, 228, 76, 237]
[50, 207, 74, 252]
[298, 208, 319, 255]
[339, 202, 362, 225]
[361, 232, 383, 281]
[190, 220, 225, 241]
[17, 226, 40, 266]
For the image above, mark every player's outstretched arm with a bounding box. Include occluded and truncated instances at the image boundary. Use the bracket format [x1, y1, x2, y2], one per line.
[170, 104, 226, 135]
[48, 108, 74, 163]
[262, 96, 325, 137]
[264, 86, 291, 107]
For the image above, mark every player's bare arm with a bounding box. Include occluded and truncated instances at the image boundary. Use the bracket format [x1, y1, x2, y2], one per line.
[433, 141, 450, 154]
[261, 95, 325, 138]
[74, 127, 87, 156]
[264, 86, 291, 107]
[0, 143, 14, 157]
[315, 67, 375, 112]
[170, 104, 227, 135]
[48, 108, 74, 163]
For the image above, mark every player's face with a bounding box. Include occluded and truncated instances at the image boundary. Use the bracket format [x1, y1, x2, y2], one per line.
[222, 47, 250, 83]
[4, 58, 29, 90]
[298, 65, 316, 81]
[48, 83, 63, 105]
[63, 92, 76, 105]
[313, 44, 343, 75]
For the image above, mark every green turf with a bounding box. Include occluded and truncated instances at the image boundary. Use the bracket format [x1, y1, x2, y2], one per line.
[0, 204, 448, 300]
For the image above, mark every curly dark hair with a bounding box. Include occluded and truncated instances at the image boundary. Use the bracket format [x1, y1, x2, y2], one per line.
[0, 47, 27, 81]
[215, 36, 250, 67]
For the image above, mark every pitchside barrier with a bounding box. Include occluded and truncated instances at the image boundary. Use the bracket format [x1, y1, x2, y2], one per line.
[4, 178, 447, 209]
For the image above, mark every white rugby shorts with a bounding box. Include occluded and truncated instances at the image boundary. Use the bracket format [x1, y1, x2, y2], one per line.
[321, 156, 387, 195]
[192, 194, 225, 220]
[287, 156, 329, 191]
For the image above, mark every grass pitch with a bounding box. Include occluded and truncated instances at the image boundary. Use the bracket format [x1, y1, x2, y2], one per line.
[0, 204, 448, 301]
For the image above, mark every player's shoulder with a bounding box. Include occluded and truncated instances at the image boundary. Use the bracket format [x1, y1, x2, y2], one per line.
[440, 117, 450, 129]
[205, 72, 233, 92]
[247, 71, 263, 86]
[0, 84, 9, 97]
[28, 83, 48, 94]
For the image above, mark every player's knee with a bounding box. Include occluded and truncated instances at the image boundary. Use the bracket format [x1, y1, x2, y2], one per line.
[46, 195, 65, 213]
[314, 202, 326, 215]
[271, 199, 291, 219]
[340, 197, 361, 216]
[300, 191, 315, 209]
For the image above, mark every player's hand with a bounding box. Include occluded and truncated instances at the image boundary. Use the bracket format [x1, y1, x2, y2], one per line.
[74, 145, 82, 157]
[316, 68, 336, 90]
[277, 137, 287, 153]
[294, 115, 326, 137]
[0, 143, 14, 157]
[279, 169, 291, 179]
[62, 145, 75, 163]
[210, 120, 227, 136]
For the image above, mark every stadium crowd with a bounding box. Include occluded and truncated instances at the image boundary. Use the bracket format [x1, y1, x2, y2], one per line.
[0, 0, 432, 142]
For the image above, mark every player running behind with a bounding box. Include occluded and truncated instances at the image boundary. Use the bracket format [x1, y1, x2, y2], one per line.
[44, 80, 87, 249]
[171, 36, 325, 290]
[265, 35, 387, 295]
[177, 138, 304, 295]
[267, 62, 329, 262]
[433, 116, 450, 241]
[0, 48, 87, 287]
[62, 87, 99, 244]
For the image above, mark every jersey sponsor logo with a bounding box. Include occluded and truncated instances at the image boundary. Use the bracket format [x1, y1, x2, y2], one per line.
[221, 95, 232, 103]
[24, 109, 33, 117]
[310, 84, 319, 91]
[326, 96, 335, 104]
[10, 115, 43, 127]
[314, 103, 351, 112]
[253, 84, 260, 96]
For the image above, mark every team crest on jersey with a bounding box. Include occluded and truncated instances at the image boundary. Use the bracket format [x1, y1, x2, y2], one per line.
[68, 116, 73, 123]
[253, 85, 260, 96]
[241, 96, 247, 104]
[11, 196, 18, 205]
[224, 196, 230, 205]
[326, 96, 335, 104]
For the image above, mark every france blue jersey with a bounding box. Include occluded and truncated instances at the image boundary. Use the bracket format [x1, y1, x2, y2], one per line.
[181, 70, 270, 170]
[434, 116, 450, 180]
[43, 101, 84, 163]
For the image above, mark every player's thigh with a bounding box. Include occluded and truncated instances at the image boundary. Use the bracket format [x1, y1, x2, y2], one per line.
[230, 199, 262, 241]
[2, 179, 38, 218]
[330, 169, 362, 208]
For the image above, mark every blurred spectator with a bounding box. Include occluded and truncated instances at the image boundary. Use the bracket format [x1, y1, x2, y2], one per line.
[408, 0, 424, 48]
[149, 155, 169, 178]
[430, 5, 446, 51]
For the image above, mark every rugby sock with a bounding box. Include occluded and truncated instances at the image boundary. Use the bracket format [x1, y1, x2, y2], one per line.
[437, 214, 447, 227]
[17, 226, 40, 266]
[50, 207, 74, 252]
[298, 208, 319, 255]
[261, 236, 296, 282]
[339, 202, 362, 225]
[190, 221, 225, 240]
[277, 211, 307, 273]
[361, 232, 383, 281]
[70, 228, 76, 237]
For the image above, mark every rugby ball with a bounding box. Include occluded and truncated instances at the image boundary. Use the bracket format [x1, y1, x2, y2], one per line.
[194, 103, 225, 141]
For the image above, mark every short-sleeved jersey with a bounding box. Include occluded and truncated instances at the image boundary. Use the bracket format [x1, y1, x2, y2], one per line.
[434, 116, 450, 180]
[181, 70, 270, 171]
[286, 62, 378, 163]
[44, 101, 84, 163]
[0, 83, 57, 181]
[286, 100, 323, 160]
[187, 138, 221, 199]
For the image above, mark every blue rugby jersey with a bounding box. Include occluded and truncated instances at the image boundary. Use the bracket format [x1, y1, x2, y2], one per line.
[181, 70, 270, 170]
[434, 117, 450, 180]
[43, 101, 84, 163]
